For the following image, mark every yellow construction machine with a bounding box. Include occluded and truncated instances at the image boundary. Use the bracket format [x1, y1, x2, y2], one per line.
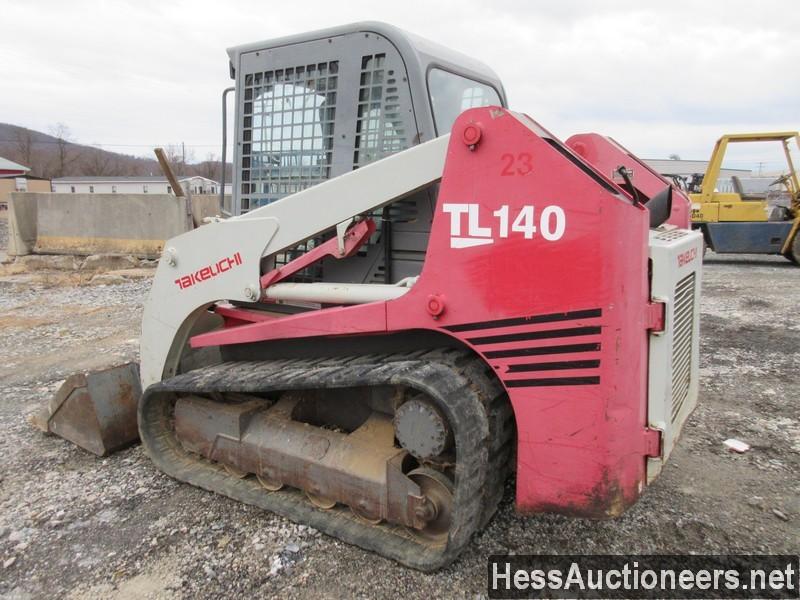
[689, 131, 800, 263]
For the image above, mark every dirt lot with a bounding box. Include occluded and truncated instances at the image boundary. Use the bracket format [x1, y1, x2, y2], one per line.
[1, 215, 798, 598]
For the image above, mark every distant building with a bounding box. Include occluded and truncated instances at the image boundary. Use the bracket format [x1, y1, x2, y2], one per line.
[0, 156, 29, 178]
[0, 156, 51, 209]
[51, 175, 225, 196]
[644, 159, 751, 180]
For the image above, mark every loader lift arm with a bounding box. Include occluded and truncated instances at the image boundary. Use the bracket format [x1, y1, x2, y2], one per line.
[140, 134, 449, 388]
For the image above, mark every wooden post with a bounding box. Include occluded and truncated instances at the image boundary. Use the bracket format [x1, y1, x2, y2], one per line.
[154, 148, 185, 197]
[154, 147, 193, 229]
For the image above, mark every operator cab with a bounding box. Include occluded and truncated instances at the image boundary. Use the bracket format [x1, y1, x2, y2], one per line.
[225, 22, 507, 284]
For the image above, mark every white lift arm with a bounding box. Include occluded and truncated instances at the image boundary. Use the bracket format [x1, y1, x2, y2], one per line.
[140, 134, 450, 388]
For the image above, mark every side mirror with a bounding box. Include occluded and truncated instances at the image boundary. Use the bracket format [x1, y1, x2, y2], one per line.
[648, 186, 673, 228]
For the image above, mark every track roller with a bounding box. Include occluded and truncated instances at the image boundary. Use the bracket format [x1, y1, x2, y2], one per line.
[224, 464, 248, 479]
[256, 473, 284, 492]
[306, 491, 337, 510]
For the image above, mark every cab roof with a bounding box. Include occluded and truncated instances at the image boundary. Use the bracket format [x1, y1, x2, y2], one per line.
[226, 21, 507, 104]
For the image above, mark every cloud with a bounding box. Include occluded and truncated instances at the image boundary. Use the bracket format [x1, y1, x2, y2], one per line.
[1, 0, 797, 167]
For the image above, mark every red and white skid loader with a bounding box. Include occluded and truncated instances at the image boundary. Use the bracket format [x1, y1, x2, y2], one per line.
[51, 23, 705, 570]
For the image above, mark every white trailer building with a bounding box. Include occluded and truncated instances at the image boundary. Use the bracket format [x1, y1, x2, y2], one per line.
[52, 175, 230, 196]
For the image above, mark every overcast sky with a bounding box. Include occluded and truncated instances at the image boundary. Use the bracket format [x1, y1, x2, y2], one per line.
[2, 0, 798, 169]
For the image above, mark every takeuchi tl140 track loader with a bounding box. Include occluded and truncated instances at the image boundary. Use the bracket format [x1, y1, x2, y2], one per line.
[44, 23, 705, 571]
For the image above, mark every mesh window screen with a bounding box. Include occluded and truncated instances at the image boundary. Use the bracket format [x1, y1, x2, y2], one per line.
[353, 54, 408, 168]
[240, 61, 339, 212]
[234, 40, 421, 283]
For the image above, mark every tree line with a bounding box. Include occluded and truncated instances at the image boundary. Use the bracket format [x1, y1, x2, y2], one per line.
[2, 123, 231, 181]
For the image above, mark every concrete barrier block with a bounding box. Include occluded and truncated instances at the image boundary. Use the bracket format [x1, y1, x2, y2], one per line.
[32, 193, 194, 258]
[7, 193, 39, 256]
[190, 195, 225, 227]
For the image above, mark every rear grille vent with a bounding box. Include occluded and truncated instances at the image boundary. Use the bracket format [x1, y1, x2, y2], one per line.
[655, 229, 689, 242]
[671, 272, 696, 421]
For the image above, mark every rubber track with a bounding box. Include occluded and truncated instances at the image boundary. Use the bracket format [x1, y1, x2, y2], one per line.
[138, 349, 512, 571]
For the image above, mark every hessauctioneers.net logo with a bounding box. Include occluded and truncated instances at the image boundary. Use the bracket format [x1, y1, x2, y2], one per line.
[174, 252, 243, 290]
[487, 555, 799, 599]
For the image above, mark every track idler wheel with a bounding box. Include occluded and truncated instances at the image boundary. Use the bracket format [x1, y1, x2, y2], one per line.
[406, 467, 454, 545]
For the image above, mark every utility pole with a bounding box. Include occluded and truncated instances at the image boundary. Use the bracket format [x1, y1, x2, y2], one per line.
[757, 161, 764, 176]
[182, 142, 186, 169]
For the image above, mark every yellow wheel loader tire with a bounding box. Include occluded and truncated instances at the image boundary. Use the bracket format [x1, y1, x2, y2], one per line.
[788, 233, 800, 265]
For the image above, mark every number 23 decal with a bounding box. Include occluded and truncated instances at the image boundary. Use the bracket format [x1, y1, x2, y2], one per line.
[500, 152, 533, 176]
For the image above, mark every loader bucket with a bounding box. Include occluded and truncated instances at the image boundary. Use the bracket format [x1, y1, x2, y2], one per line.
[30, 363, 142, 456]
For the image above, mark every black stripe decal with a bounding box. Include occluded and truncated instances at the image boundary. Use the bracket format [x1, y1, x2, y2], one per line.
[468, 326, 601, 346]
[445, 308, 602, 333]
[485, 342, 601, 359]
[506, 359, 600, 373]
[504, 376, 600, 387]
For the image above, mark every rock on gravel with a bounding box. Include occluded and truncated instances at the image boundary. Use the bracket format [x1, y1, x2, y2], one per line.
[81, 254, 140, 272]
[16, 254, 80, 271]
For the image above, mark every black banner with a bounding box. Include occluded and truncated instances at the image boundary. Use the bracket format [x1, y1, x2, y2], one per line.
[487, 555, 799, 599]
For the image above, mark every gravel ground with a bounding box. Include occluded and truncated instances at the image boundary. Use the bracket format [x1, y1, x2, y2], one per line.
[1, 216, 798, 598]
